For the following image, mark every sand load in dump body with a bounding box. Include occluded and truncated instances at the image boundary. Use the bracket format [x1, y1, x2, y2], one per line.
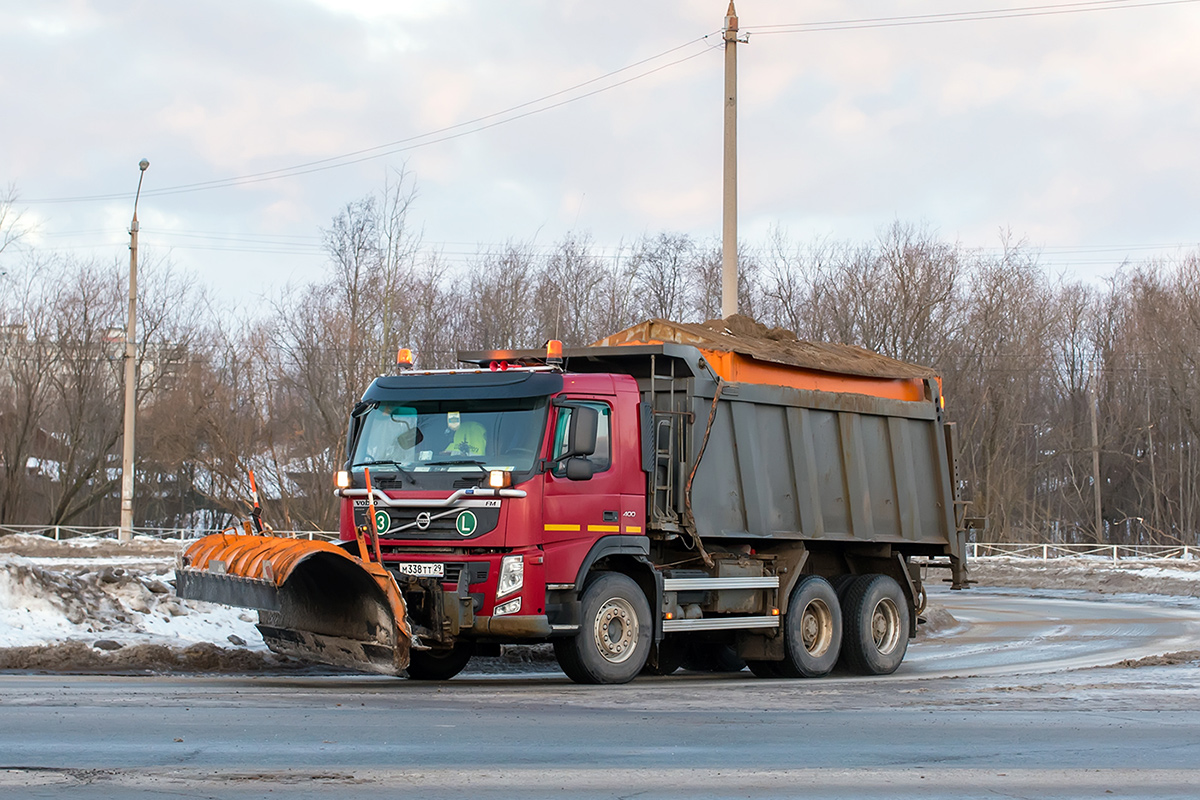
[175, 534, 411, 674]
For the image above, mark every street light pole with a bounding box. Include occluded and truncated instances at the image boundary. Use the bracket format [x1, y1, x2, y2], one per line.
[119, 159, 149, 543]
[721, 2, 742, 319]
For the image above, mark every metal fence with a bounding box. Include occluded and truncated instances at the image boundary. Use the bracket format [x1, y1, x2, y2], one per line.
[0, 527, 1195, 562]
[0, 524, 336, 542]
[970, 542, 1196, 562]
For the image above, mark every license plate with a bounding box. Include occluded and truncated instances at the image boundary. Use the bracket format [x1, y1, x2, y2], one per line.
[396, 562, 444, 578]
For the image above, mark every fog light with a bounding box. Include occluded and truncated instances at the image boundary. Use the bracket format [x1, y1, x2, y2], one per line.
[497, 555, 523, 598]
[488, 469, 511, 489]
[494, 597, 521, 617]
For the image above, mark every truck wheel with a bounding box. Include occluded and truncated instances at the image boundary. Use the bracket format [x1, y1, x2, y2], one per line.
[682, 642, 746, 673]
[777, 575, 842, 678]
[840, 574, 910, 675]
[554, 573, 650, 685]
[405, 642, 473, 680]
[642, 636, 686, 676]
[746, 659, 783, 679]
[830, 574, 856, 601]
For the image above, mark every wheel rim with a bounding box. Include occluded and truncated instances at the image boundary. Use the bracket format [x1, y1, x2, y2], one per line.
[870, 597, 902, 655]
[799, 598, 834, 657]
[593, 596, 639, 663]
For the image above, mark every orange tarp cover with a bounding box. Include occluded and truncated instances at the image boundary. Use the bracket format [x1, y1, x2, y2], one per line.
[593, 317, 939, 403]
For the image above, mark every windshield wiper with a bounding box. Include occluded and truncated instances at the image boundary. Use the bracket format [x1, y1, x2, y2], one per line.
[352, 459, 416, 485]
[425, 458, 487, 473]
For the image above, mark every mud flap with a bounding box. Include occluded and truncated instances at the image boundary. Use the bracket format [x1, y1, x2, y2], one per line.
[175, 533, 411, 675]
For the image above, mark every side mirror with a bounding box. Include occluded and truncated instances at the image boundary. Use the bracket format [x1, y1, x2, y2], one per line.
[565, 456, 594, 481]
[396, 427, 423, 450]
[567, 406, 598, 457]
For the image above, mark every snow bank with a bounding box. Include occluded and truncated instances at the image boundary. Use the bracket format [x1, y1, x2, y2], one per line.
[0, 534, 268, 660]
[967, 555, 1200, 597]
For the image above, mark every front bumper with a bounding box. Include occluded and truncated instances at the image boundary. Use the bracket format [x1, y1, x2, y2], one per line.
[470, 614, 554, 639]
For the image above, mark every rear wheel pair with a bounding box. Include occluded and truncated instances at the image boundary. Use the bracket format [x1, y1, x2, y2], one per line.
[747, 573, 909, 678]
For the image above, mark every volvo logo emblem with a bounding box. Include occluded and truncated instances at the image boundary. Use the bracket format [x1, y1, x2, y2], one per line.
[416, 512, 431, 530]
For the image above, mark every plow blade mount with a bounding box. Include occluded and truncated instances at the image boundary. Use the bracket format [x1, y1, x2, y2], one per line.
[176, 534, 411, 675]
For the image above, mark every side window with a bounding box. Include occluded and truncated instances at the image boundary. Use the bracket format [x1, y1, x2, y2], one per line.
[552, 402, 611, 475]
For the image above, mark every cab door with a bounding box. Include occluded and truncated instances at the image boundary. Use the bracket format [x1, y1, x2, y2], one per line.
[541, 397, 628, 585]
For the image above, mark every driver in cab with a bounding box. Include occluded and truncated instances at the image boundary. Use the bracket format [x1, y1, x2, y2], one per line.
[443, 411, 486, 456]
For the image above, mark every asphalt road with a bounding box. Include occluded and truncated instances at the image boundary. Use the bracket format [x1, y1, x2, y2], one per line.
[2, 588, 1199, 799]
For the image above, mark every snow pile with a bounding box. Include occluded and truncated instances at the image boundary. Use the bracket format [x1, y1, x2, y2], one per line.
[968, 555, 1200, 596]
[0, 534, 301, 671]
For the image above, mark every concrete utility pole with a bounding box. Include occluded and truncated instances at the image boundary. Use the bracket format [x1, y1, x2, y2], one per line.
[1089, 359, 1102, 543]
[721, 1, 742, 319]
[120, 159, 149, 543]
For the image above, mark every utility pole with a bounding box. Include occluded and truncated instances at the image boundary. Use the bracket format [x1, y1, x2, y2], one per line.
[120, 159, 149, 543]
[1089, 360, 1102, 543]
[721, 1, 743, 319]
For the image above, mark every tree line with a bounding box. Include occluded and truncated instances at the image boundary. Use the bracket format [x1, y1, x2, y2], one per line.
[2, 179, 1198, 544]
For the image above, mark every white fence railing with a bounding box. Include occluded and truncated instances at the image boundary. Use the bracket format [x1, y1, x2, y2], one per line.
[0, 527, 1195, 561]
[970, 542, 1196, 562]
[0, 524, 336, 542]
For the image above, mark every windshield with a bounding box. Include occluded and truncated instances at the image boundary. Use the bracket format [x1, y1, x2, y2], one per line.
[350, 396, 549, 481]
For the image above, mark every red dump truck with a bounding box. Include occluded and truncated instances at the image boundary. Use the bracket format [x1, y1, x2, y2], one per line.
[178, 318, 969, 684]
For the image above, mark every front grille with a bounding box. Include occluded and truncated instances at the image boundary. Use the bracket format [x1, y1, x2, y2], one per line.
[355, 505, 500, 540]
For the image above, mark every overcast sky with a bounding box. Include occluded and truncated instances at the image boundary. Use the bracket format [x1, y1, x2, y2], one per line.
[3, 0, 1200, 306]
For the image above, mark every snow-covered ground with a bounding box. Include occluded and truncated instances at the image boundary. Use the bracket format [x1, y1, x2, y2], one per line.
[0, 534, 302, 671]
[0, 533, 1197, 672]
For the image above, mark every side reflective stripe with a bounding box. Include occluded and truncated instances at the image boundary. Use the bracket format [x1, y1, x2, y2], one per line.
[587, 525, 620, 532]
[544, 524, 581, 532]
[624, 526, 642, 533]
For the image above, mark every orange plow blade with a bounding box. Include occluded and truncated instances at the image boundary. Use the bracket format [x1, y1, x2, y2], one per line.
[175, 533, 411, 675]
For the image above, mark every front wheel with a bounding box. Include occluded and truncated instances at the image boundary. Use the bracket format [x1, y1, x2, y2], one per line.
[406, 642, 473, 680]
[840, 574, 910, 675]
[555, 573, 651, 684]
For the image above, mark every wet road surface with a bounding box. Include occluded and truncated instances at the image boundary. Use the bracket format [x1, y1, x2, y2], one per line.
[2, 587, 1199, 799]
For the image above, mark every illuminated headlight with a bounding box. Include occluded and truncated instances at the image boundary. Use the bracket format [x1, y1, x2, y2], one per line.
[494, 597, 522, 617]
[497, 555, 524, 598]
[335, 470, 351, 489]
[488, 469, 511, 489]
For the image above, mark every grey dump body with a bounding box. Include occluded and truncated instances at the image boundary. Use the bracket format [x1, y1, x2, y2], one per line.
[656, 349, 959, 554]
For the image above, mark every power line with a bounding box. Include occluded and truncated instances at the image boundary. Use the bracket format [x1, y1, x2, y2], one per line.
[743, 0, 1200, 35]
[24, 35, 720, 206]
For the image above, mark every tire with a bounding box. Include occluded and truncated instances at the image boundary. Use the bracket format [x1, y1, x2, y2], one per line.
[777, 575, 842, 678]
[641, 636, 685, 676]
[554, 573, 651, 685]
[746, 659, 783, 679]
[406, 642, 473, 680]
[681, 642, 746, 673]
[830, 574, 856, 601]
[840, 574, 910, 675]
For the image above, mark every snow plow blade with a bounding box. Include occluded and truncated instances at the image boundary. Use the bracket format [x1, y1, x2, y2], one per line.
[175, 534, 410, 675]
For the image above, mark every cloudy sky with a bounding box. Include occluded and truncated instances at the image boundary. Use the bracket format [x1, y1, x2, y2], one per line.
[3, 0, 1200, 305]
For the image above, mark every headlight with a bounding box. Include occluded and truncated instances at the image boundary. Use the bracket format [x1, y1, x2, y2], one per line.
[335, 470, 351, 489]
[494, 597, 521, 617]
[497, 554, 523, 598]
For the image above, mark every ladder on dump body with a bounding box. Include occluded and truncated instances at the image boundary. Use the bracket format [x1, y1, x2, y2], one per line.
[647, 354, 691, 534]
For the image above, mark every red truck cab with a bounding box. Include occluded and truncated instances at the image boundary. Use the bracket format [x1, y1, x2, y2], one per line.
[335, 364, 651, 679]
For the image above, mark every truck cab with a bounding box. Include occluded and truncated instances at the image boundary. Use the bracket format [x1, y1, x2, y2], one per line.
[335, 361, 653, 680]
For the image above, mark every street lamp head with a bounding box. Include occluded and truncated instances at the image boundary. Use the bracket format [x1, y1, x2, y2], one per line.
[139, 159, 150, 171]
